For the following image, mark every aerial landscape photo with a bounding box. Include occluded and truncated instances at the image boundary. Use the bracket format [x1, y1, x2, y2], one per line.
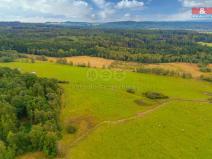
[0, 0, 212, 159]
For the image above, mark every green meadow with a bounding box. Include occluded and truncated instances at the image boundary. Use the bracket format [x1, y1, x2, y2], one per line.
[70, 101, 212, 159]
[0, 61, 212, 159]
[198, 42, 212, 47]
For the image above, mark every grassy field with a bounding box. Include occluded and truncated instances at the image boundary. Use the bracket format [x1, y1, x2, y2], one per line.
[69, 101, 212, 159]
[198, 42, 212, 47]
[0, 61, 212, 159]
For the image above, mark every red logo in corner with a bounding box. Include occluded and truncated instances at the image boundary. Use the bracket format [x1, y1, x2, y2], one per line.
[192, 8, 212, 15]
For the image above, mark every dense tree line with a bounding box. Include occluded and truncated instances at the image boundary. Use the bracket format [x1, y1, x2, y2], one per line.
[0, 26, 212, 63]
[0, 67, 62, 158]
[0, 50, 25, 62]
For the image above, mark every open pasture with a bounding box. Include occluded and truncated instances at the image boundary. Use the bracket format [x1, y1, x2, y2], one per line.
[0, 61, 211, 159]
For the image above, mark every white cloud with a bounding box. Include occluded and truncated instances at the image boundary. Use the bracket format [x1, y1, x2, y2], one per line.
[116, 0, 144, 9]
[90, 0, 114, 21]
[0, 0, 147, 22]
[92, 0, 106, 8]
[98, 8, 115, 20]
[179, 0, 212, 7]
[0, 0, 93, 22]
[91, 0, 145, 21]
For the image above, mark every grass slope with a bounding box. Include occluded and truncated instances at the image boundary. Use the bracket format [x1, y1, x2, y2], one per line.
[0, 61, 211, 159]
[70, 101, 212, 159]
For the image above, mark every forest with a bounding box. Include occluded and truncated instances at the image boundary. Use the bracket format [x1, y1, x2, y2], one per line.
[0, 68, 62, 158]
[0, 25, 212, 63]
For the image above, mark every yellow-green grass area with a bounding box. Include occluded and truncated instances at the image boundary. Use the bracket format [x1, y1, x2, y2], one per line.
[0, 61, 211, 159]
[69, 101, 212, 159]
[198, 42, 212, 47]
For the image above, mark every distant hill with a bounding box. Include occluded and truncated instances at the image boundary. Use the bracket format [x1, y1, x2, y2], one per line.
[45, 21, 212, 31]
[46, 21, 93, 27]
[0, 21, 211, 31]
[97, 21, 212, 31]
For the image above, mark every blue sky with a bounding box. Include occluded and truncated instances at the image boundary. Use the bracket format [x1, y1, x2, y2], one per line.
[0, 0, 211, 22]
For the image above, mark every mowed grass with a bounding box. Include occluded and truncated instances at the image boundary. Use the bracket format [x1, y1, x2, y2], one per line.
[0, 61, 212, 159]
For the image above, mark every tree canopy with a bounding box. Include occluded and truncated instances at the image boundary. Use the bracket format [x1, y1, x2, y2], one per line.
[0, 67, 62, 158]
[0, 27, 211, 63]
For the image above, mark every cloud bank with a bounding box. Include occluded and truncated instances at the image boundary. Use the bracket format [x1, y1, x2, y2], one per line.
[0, 0, 146, 22]
[0, 0, 211, 22]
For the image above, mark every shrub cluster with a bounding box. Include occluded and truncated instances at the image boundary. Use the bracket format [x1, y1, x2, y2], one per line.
[35, 55, 48, 61]
[136, 67, 192, 79]
[144, 91, 169, 99]
[0, 50, 25, 62]
[126, 88, 136, 94]
[200, 75, 212, 82]
[56, 58, 68, 65]
[66, 125, 77, 134]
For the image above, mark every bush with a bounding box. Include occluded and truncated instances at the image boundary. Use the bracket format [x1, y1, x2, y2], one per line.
[134, 99, 146, 106]
[199, 66, 211, 73]
[66, 125, 77, 134]
[201, 76, 212, 82]
[144, 91, 169, 99]
[0, 56, 14, 62]
[136, 67, 192, 79]
[69, 61, 73, 66]
[0, 50, 26, 63]
[181, 72, 193, 79]
[76, 63, 87, 67]
[126, 88, 136, 94]
[58, 80, 70, 84]
[56, 58, 68, 64]
[36, 55, 48, 61]
[30, 57, 35, 63]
